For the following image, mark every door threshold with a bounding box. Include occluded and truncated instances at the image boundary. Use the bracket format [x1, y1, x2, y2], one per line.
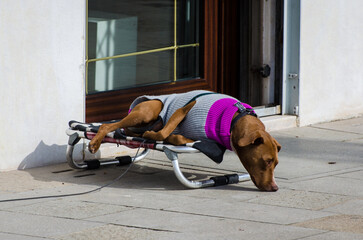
[260, 115, 297, 132]
[254, 105, 281, 117]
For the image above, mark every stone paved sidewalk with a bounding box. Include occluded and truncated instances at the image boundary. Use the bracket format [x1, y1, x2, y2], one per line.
[0, 116, 362, 239]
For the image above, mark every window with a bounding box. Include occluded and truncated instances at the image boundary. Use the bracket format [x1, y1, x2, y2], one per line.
[86, 0, 218, 122]
[86, 0, 202, 94]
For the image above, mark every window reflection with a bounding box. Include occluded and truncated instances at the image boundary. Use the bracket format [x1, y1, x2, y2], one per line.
[87, 0, 201, 94]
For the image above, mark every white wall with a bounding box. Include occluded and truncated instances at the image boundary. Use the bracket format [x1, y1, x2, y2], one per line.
[0, 0, 85, 170]
[299, 0, 363, 126]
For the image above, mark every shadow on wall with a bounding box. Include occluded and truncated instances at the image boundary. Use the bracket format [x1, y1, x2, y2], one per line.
[18, 141, 88, 170]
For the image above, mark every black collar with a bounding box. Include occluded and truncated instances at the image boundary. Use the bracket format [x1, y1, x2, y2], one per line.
[230, 102, 257, 132]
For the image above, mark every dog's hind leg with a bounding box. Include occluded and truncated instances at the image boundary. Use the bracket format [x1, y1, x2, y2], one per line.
[142, 101, 196, 141]
[165, 134, 194, 145]
[88, 100, 163, 153]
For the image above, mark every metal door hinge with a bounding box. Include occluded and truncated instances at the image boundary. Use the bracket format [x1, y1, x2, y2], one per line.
[288, 73, 298, 79]
[293, 106, 299, 115]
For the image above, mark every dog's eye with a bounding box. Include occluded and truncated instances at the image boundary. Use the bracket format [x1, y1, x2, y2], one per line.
[266, 159, 274, 166]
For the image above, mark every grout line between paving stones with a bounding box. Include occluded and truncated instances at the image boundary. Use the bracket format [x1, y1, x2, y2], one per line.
[342, 136, 363, 142]
[249, 195, 354, 213]
[286, 167, 363, 183]
[0, 231, 52, 240]
[108, 223, 180, 233]
[81, 201, 332, 228]
[283, 188, 355, 198]
[291, 230, 331, 240]
[158, 208, 334, 228]
[309, 126, 363, 136]
[334, 175, 363, 181]
[242, 199, 349, 213]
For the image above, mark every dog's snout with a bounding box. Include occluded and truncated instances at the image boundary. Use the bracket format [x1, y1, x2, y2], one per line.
[259, 184, 278, 192]
[265, 179, 279, 191]
[270, 184, 279, 192]
[266, 177, 279, 191]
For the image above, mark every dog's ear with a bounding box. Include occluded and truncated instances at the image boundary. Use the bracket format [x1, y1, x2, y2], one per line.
[273, 139, 282, 152]
[238, 130, 265, 147]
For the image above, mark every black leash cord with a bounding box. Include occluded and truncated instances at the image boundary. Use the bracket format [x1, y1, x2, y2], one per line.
[0, 141, 145, 203]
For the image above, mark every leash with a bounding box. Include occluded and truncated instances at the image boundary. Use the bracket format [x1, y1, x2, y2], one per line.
[0, 140, 146, 203]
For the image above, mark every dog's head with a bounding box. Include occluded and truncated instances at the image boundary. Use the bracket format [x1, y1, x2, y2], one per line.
[232, 127, 281, 191]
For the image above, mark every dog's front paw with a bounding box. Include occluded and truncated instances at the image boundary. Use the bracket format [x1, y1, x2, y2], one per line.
[142, 131, 165, 141]
[88, 139, 101, 154]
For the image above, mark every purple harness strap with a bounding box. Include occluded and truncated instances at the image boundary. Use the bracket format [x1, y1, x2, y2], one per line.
[205, 99, 255, 150]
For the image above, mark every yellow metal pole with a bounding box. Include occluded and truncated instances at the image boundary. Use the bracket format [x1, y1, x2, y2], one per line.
[87, 46, 176, 63]
[87, 44, 199, 63]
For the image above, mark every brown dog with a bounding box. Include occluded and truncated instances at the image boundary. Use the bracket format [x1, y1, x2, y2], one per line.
[89, 91, 281, 191]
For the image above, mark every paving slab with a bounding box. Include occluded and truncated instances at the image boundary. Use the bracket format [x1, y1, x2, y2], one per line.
[247, 188, 350, 210]
[285, 167, 363, 183]
[297, 231, 363, 240]
[86, 208, 323, 240]
[55, 224, 177, 240]
[312, 117, 363, 134]
[290, 175, 363, 197]
[273, 133, 363, 166]
[0, 211, 103, 238]
[158, 183, 262, 201]
[322, 199, 363, 216]
[9, 199, 132, 220]
[272, 156, 362, 181]
[294, 214, 363, 234]
[347, 137, 363, 144]
[0, 232, 52, 240]
[25, 163, 134, 186]
[0, 168, 69, 193]
[270, 126, 363, 181]
[0, 184, 100, 210]
[272, 125, 363, 142]
[162, 200, 333, 225]
[77, 187, 254, 211]
[336, 169, 363, 180]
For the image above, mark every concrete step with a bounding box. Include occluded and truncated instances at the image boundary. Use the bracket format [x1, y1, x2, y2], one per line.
[261, 115, 297, 132]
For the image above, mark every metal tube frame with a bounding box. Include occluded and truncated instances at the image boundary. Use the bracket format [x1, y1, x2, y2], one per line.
[66, 129, 250, 188]
[66, 132, 150, 169]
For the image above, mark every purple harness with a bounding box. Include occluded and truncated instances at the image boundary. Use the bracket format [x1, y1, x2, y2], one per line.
[205, 98, 256, 150]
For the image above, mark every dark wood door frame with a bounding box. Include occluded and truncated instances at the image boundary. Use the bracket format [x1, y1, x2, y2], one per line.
[239, 0, 283, 107]
[218, 0, 240, 98]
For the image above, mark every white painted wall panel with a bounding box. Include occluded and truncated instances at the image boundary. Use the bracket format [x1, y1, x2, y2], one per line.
[0, 0, 85, 170]
[299, 0, 363, 126]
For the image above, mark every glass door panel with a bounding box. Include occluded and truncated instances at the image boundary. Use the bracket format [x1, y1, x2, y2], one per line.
[87, 50, 174, 93]
[87, 0, 202, 94]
